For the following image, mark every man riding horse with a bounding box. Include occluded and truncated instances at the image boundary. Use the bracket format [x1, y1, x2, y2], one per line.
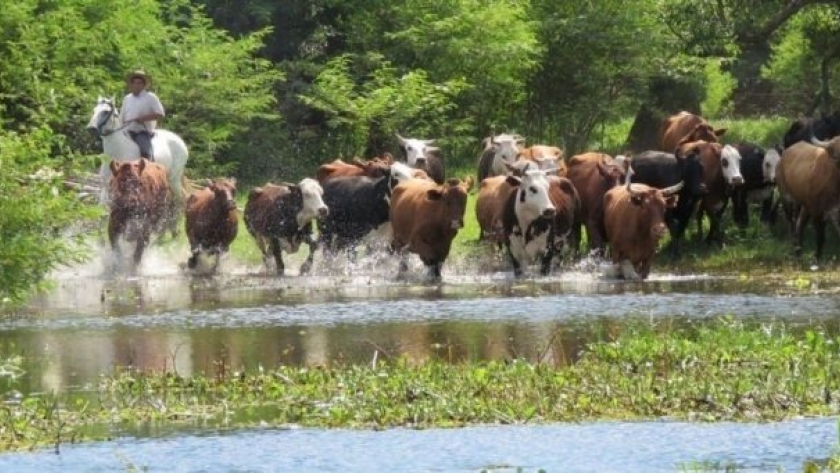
[121, 70, 164, 161]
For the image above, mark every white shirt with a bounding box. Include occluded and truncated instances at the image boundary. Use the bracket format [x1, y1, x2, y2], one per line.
[121, 90, 165, 133]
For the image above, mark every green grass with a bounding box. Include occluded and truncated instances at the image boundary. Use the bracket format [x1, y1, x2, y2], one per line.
[5, 318, 840, 453]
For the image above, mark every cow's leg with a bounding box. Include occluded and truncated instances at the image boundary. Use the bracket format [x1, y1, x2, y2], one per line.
[619, 259, 641, 281]
[637, 260, 652, 280]
[132, 232, 149, 273]
[813, 215, 827, 260]
[423, 259, 443, 283]
[187, 245, 201, 270]
[504, 243, 523, 278]
[759, 195, 774, 225]
[300, 234, 318, 275]
[269, 237, 285, 276]
[108, 218, 124, 274]
[794, 209, 810, 257]
[539, 248, 554, 276]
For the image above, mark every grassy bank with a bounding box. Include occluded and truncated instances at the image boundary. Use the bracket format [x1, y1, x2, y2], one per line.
[4, 318, 840, 453]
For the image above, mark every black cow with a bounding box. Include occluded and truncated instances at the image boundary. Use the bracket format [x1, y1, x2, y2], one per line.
[318, 175, 393, 254]
[730, 143, 782, 228]
[629, 150, 707, 253]
[783, 111, 840, 149]
[244, 178, 329, 276]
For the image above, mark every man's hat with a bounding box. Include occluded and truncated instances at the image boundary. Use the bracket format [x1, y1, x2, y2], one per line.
[126, 70, 150, 85]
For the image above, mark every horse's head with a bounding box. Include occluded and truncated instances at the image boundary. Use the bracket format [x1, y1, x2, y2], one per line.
[86, 96, 119, 138]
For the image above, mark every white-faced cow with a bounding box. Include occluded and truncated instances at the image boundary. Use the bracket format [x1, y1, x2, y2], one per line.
[396, 133, 445, 184]
[477, 133, 527, 182]
[244, 178, 329, 276]
[501, 170, 558, 277]
[730, 143, 781, 228]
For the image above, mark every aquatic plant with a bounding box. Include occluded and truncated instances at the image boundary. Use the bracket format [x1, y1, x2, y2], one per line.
[3, 319, 840, 453]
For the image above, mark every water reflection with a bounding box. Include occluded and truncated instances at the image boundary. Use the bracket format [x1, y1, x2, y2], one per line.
[3, 272, 840, 395]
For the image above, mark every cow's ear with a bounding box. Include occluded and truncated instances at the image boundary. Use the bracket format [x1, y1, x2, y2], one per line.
[714, 128, 727, 137]
[426, 188, 443, 201]
[505, 175, 521, 187]
[109, 160, 119, 175]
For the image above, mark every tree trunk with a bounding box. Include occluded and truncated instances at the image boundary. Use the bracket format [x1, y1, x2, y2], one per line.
[730, 41, 775, 116]
[624, 77, 702, 153]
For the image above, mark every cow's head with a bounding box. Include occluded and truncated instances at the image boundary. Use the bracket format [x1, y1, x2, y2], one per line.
[108, 159, 147, 207]
[506, 170, 556, 222]
[295, 177, 329, 228]
[208, 178, 238, 211]
[396, 133, 437, 167]
[675, 146, 708, 197]
[596, 159, 627, 188]
[680, 123, 726, 148]
[486, 133, 526, 172]
[626, 175, 682, 240]
[762, 146, 782, 183]
[427, 178, 472, 230]
[388, 161, 418, 190]
[516, 146, 565, 175]
[719, 144, 744, 186]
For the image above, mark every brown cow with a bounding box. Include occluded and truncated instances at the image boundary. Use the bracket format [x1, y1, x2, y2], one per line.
[389, 177, 475, 282]
[108, 158, 172, 271]
[476, 175, 515, 244]
[546, 175, 581, 262]
[517, 145, 567, 176]
[659, 111, 727, 153]
[776, 136, 840, 259]
[184, 178, 238, 273]
[603, 178, 683, 280]
[565, 152, 627, 255]
[316, 155, 393, 183]
[244, 178, 329, 275]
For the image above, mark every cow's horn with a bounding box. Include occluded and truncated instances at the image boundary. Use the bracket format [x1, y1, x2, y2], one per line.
[662, 181, 684, 196]
[810, 134, 831, 148]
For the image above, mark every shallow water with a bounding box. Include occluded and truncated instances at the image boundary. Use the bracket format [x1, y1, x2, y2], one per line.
[0, 417, 835, 472]
[1, 248, 839, 396]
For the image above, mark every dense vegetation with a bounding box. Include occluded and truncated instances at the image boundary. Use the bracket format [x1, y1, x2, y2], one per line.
[2, 0, 840, 301]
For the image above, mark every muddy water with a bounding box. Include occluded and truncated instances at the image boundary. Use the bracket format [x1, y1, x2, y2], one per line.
[1, 246, 838, 396]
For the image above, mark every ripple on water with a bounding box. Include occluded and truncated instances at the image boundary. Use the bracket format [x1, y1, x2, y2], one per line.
[0, 418, 835, 472]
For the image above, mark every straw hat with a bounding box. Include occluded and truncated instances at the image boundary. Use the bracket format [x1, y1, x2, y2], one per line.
[126, 70, 151, 85]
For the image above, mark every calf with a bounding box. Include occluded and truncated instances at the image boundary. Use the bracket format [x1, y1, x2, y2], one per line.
[389, 177, 474, 281]
[477, 133, 526, 182]
[244, 178, 329, 276]
[185, 178, 238, 273]
[730, 143, 781, 228]
[396, 133, 445, 184]
[630, 149, 707, 254]
[108, 159, 172, 271]
[501, 170, 558, 277]
[565, 152, 626, 255]
[603, 177, 683, 280]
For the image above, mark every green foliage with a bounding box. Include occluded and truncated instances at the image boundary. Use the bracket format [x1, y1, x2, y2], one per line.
[0, 128, 100, 304]
[701, 60, 737, 118]
[298, 53, 469, 159]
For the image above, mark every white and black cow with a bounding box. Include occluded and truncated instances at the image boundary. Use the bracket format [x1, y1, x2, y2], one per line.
[396, 133, 445, 184]
[730, 143, 781, 228]
[501, 170, 558, 277]
[244, 178, 329, 276]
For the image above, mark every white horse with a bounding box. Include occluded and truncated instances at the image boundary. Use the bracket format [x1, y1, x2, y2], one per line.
[86, 96, 189, 207]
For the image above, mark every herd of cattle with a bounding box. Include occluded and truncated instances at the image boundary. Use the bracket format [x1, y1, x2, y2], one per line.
[104, 110, 840, 281]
